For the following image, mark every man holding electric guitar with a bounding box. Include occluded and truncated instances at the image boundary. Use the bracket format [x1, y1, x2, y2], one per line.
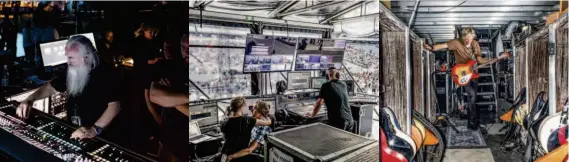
[424, 27, 510, 130]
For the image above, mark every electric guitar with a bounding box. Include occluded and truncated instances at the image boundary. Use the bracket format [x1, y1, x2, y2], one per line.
[379, 107, 415, 161]
[380, 128, 409, 162]
[451, 52, 511, 87]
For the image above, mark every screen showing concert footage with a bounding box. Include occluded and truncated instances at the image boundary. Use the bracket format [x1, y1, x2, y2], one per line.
[295, 38, 346, 71]
[287, 72, 311, 90]
[243, 34, 296, 73]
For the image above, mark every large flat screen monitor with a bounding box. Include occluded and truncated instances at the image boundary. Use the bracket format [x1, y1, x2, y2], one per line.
[189, 103, 219, 127]
[311, 77, 327, 89]
[342, 80, 355, 96]
[243, 34, 295, 73]
[287, 72, 311, 90]
[294, 38, 346, 71]
[244, 97, 276, 117]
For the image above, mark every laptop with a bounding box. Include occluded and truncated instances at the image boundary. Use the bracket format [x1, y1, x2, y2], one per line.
[189, 121, 212, 144]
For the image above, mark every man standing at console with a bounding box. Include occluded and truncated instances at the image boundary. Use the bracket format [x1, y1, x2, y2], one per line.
[16, 35, 121, 139]
[424, 27, 490, 130]
[307, 67, 354, 132]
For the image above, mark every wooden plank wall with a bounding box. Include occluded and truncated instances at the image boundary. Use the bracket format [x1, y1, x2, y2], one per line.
[428, 53, 437, 121]
[412, 39, 423, 114]
[527, 38, 549, 109]
[381, 32, 409, 131]
[556, 20, 568, 112]
[515, 45, 527, 101]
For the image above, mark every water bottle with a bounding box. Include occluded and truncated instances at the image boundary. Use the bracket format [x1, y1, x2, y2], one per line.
[1, 65, 8, 87]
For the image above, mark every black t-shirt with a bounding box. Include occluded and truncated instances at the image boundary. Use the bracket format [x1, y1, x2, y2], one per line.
[132, 37, 162, 88]
[51, 64, 121, 127]
[318, 80, 353, 122]
[221, 116, 257, 156]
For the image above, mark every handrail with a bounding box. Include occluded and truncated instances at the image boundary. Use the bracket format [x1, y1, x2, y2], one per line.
[190, 79, 211, 100]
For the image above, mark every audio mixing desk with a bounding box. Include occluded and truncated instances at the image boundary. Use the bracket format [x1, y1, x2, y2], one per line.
[0, 104, 157, 162]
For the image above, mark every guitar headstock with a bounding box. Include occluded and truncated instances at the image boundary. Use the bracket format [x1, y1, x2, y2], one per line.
[499, 52, 511, 59]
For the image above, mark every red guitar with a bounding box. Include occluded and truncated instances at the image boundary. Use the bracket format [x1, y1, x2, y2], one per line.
[451, 52, 511, 87]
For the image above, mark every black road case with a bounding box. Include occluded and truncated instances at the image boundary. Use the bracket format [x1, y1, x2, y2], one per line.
[331, 142, 378, 162]
[265, 123, 376, 162]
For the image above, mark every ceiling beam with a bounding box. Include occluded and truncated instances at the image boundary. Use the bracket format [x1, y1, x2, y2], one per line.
[268, 1, 298, 18]
[412, 16, 542, 22]
[414, 21, 514, 26]
[391, 6, 557, 12]
[189, 9, 333, 29]
[414, 30, 455, 34]
[276, 1, 346, 17]
[329, 13, 378, 23]
[396, 12, 546, 18]
[321, 1, 370, 24]
[393, 1, 558, 7]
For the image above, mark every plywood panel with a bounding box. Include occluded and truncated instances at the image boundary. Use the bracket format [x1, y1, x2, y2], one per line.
[514, 45, 527, 100]
[527, 39, 549, 109]
[556, 20, 569, 112]
[381, 32, 409, 132]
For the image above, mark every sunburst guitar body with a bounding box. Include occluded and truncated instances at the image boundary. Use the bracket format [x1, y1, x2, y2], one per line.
[452, 52, 511, 87]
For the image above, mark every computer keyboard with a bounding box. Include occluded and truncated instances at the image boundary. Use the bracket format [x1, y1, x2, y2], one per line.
[189, 134, 210, 142]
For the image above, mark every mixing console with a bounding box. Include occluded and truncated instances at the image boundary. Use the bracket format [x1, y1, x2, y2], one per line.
[0, 105, 156, 162]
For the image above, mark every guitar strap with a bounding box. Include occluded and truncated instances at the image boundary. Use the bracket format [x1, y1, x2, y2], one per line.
[560, 99, 568, 126]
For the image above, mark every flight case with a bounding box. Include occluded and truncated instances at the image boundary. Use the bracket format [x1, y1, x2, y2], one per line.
[265, 123, 375, 162]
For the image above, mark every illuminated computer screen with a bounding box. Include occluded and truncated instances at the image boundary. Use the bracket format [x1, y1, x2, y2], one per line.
[189, 121, 200, 137]
[190, 103, 219, 127]
[40, 39, 68, 66]
[244, 98, 276, 117]
[16, 33, 24, 58]
[342, 80, 355, 96]
[287, 72, 311, 90]
[72, 33, 97, 50]
[311, 77, 327, 89]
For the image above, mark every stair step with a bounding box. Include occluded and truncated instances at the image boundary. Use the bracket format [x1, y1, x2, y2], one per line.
[476, 102, 495, 105]
[477, 92, 494, 96]
[478, 83, 495, 86]
[479, 73, 493, 77]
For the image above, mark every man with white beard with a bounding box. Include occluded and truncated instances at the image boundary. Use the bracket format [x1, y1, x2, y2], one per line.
[16, 35, 121, 139]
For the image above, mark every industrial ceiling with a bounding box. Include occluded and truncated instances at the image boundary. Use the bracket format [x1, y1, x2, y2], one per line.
[391, 0, 558, 42]
[189, 1, 559, 43]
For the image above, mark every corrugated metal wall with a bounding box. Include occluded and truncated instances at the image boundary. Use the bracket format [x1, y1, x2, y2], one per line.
[526, 38, 549, 109]
[556, 20, 568, 112]
[381, 32, 409, 131]
[515, 45, 527, 101]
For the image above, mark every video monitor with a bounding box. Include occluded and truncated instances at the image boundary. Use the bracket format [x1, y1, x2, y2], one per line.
[294, 38, 346, 71]
[40, 39, 68, 67]
[311, 77, 327, 89]
[16, 33, 24, 58]
[189, 121, 200, 136]
[342, 80, 355, 96]
[243, 34, 296, 73]
[244, 97, 277, 117]
[72, 33, 97, 50]
[287, 72, 311, 90]
[189, 103, 219, 127]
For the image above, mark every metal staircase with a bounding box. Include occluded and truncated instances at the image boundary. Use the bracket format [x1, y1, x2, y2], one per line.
[474, 32, 500, 124]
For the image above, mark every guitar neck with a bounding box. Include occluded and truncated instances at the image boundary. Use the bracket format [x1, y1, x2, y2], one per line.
[474, 57, 505, 70]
